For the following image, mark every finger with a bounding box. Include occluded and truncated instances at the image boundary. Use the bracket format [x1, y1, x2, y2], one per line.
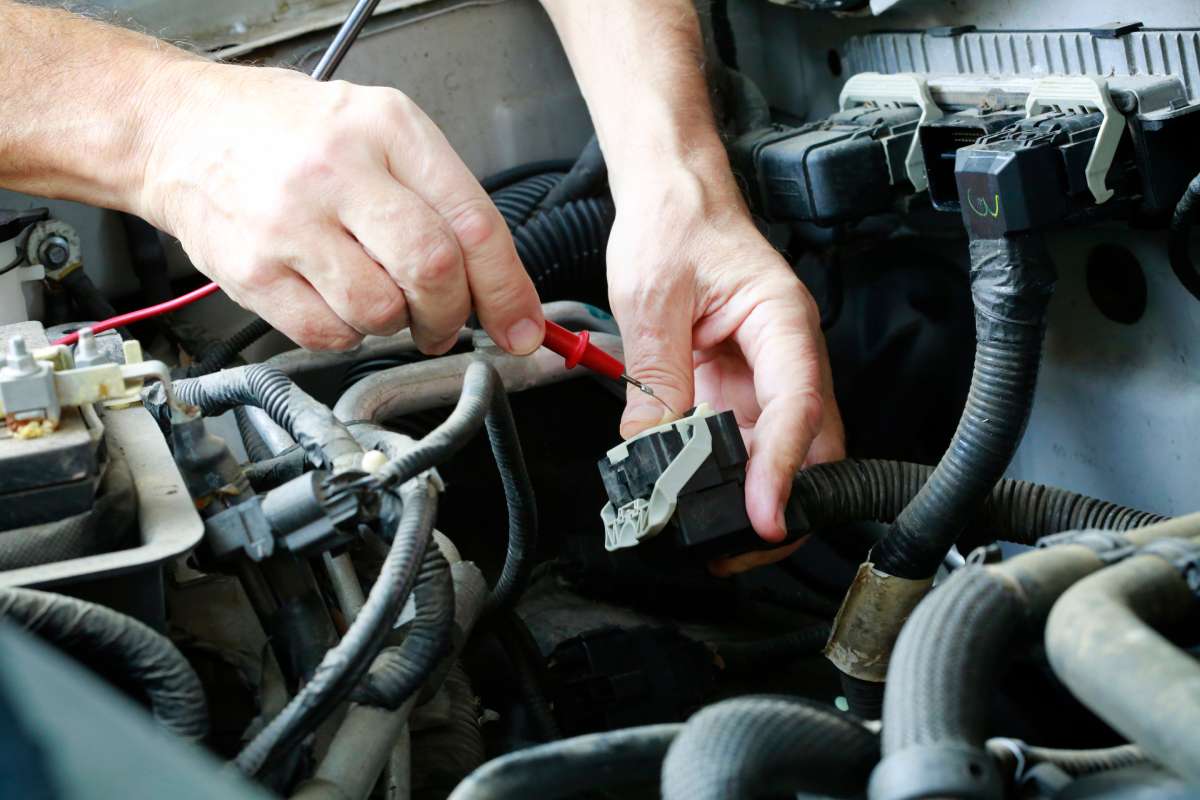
[708, 538, 807, 577]
[294, 231, 410, 337]
[733, 289, 826, 542]
[237, 271, 362, 351]
[382, 110, 544, 354]
[610, 281, 696, 438]
[339, 176, 470, 353]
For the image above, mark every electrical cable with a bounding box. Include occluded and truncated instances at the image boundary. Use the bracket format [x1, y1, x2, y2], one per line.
[52, 282, 220, 346]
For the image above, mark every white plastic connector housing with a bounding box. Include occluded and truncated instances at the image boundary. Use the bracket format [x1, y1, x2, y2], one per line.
[838, 72, 944, 192]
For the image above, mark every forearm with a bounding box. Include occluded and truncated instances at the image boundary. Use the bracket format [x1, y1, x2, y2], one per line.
[0, 2, 198, 212]
[539, 0, 733, 203]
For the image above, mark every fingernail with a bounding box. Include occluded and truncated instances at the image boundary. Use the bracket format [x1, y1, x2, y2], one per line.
[620, 405, 673, 438]
[505, 318, 542, 355]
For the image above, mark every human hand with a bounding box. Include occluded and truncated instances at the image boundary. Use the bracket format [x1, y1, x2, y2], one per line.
[136, 62, 543, 354]
[606, 166, 844, 572]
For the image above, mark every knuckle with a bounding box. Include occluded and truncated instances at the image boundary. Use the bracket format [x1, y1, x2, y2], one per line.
[444, 198, 500, 251]
[355, 290, 409, 335]
[410, 232, 462, 286]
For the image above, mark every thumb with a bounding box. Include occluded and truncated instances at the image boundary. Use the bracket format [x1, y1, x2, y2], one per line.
[617, 306, 695, 439]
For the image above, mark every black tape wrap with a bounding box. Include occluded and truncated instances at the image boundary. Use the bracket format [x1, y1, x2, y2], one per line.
[170, 364, 362, 469]
[871, 233, 1057, 579]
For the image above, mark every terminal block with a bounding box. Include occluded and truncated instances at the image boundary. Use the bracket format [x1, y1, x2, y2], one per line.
[598, 405, 804, 561]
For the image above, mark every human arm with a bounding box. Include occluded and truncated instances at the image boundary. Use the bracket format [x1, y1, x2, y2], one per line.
[0, 1, 544, 354]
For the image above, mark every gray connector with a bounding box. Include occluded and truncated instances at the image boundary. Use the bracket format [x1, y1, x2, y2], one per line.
[0, 335, 60, 427]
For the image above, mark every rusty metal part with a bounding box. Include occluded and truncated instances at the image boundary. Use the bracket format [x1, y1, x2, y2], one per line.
[823, 562, 934, 682]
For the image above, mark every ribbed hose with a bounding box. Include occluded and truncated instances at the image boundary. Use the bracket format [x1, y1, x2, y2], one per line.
[537, 136, 606, 211]
[871, 234, 1056, 579]
[791, 460, 1165, 548]
[448, 723, 681, 800]
[491, 173, 564, 230]
[883, 567, 1023, 755]
[350, 545, 455, 709]
[483, 386, 538, 614]
[987, 740, 1146, 779]
[172, 363, 361, 469]
[412, 661, 486, 794]
[186, 317, 275, 377]
[1168, 172, 1200, 301]
[234, 482, 436, 776]
[512, 197, 614, 306]
[0, 587, 208, 741]
[662, 696, 879, 800]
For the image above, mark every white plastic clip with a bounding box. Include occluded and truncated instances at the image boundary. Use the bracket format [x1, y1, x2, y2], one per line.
[600, 406, 715, 552]
[838, 72, 943, 192]
[1025, 75, 1122, 204]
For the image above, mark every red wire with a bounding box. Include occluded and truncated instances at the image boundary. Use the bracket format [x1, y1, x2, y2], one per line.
[53, 281, 221, 346]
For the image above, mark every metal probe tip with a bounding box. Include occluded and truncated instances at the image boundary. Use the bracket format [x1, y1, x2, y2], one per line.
[621, 374, 678, 418]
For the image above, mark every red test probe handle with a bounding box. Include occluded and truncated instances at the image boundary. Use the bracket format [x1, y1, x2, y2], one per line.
[542, 320, 625, 381]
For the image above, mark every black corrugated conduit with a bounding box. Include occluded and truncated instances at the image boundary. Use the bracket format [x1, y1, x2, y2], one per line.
[1168, 172, 1200, 302]
[661, 696, 879, 800]
[791, 459, 1165, 549]
[0, 587, 208, 742]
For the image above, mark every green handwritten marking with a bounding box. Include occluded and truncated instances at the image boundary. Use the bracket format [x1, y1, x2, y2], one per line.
[967, 188, 1001, 219]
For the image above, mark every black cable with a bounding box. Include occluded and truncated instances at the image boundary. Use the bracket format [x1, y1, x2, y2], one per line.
[350, 544, 455, 709]
[711, 624, 832, 674]
[490, 610, 562, 742]
[234, 482, 436, 775]
[0, 587, 208, 741]
[483, 385, 538, 615]
[186, 318, 275, 377]
[871, 233, 1057, 579]
[1168, 172, 1200, 302]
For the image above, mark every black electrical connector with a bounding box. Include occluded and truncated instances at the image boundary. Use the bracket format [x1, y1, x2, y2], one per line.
[730, 105, 922, 225]
[597, 409, 805, 561]
[917, 109, 1025, 211]
[953, 110, 1135, 236]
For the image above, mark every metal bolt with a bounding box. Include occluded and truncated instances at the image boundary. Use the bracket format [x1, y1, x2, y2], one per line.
[2, 336, 36, 377]
[73, 328, 107, 369]
[38, 235, 71, 270]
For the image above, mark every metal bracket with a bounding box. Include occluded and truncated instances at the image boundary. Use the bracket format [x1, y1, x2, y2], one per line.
[1026, 75, 1123, 204]
[839, 72, 943, 191]
[600, 406, 715, 552]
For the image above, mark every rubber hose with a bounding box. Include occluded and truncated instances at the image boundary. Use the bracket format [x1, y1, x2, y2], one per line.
[512, 196, 614, 306]
[234, 482, 436, 776]
[243, 446, 307, 492]
[987, 740, 1146, 779]
[447, 723, 681, 800]
[350, 544, 455, 709]
[1045, 547, 1200, 784]
[1168, 172, 1200, 301]
[662, 696, 879, 800]
[872, 233, 1057, 579]
[791, 460, 1165, 549]
[186, 317, 275, 377]
[483, 384, 538, 614]
[0, 587, 208, 741]
[712, 623, 832, 673]
[411, 661, 486, 794]
[882, 566, 1023, 756]
[491, 172, 564, 230]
